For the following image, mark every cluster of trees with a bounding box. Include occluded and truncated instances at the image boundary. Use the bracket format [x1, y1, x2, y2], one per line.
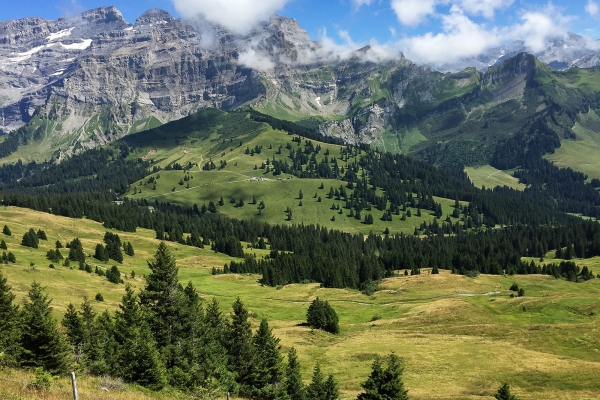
[306, 298, 340, 334]
[20, 228, 46, 248]
[94, 232, 126, 263]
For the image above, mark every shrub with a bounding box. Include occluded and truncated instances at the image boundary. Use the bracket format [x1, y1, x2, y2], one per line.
[95, 293, 104, 302]
[509, 283, 519, 291]
[28, 367, 53, 391]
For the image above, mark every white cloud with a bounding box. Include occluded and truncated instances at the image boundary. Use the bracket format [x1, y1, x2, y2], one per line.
[391, 0, 436, 26]
[238, 48, 275, 71]
[511, 11, 560, 52]
[456, 0, 514, 19]
[387, 2, 576, 67]
[586, 0, 599, 17]
[399, 6, 501, 64]
[171, 0, 290, 35]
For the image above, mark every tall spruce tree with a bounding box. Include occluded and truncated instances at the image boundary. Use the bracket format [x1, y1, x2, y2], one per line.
[323, 374, 340, 400]
[20, 282, 72, 374]
[285, 347, 306, 400]
[115, 284, 166, 390]
[358, 353, 408, 400]
[139, 242, 183, 368]
[307, 363, 326, 400]
[227, 297, 255, 395]
[199, 296, 237, 393]
[91, 310, 117, 375]
[251, 319, 287, 399]
[0, 272, 21, 366]
[62, 303, 84, 349]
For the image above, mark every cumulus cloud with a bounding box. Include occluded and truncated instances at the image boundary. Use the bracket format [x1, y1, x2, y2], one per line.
[392, 2, 575, 67]
[511, 10, 563, 52]
[399, 6, 501, 64]
[586, 0, 599, 17]
[391, 0, 436, 26]
[171, 0, 290, 35]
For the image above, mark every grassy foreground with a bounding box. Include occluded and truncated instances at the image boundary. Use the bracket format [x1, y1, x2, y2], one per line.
[1, 207, 600, 399]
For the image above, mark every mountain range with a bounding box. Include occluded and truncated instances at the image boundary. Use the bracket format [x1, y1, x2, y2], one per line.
[1, 6, 600, 169]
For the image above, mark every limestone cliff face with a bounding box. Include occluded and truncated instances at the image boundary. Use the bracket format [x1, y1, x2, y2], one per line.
[0, 7, 265, 151]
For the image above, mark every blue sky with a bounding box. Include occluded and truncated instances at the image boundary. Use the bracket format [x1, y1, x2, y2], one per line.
[2, 0, 600, 65]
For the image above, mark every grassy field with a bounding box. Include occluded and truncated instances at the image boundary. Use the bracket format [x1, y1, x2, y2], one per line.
[465, 165, 526, 190]
[544, 111, 600, 181]
[126, 125, 460, 236]
[2, 206, 600, 399]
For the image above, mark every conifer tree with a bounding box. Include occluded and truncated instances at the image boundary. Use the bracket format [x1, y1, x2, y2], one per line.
[358, 353, 408, 400]
[323, 374, 340, 400]
[0, 272, 21, 366]
[0, 239, 6, 250]
[20, 282, 72, 374]
[62, 303, 84, 349]
[2, 225, 11, 236]
[494, 383, 518, 400]
[68, 238, 85, 263]
[227, 297, 255, 395]
[91, 310, 117, 375]
[94, 244, 109, 262]
[21, 229, 38, 248]
[200, 297, 237, 393]
[307, 363, 326, 400]
[251, 319, 287, 399]
[139, 242, 183, 367]
[115, 284, 166, 389]
[285, 347, 306, 400]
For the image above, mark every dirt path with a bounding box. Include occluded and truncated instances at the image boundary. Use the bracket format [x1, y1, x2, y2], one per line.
[142, 149, 156, 160]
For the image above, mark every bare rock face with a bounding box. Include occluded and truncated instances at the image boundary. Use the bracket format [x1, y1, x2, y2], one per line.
[0, 7, 266, 151]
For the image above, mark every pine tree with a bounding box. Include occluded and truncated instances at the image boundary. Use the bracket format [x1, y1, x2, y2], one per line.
[20, 282, 72, 374]
[227, 297, 255, 395]
[62, 303, 84, 349]
[94, 244, 109, 262]
[68, 238, 85, 263]
[115, 284, 166, 389]
[139, 242, 183, 368]
[0, 272, 21, 366]
[307, 363, 326, 400]
[323, 374, 340, 400]
[2, 225, 11, 236]
[21, 229, 38, 248]
[358, 353, 408, 400]
[494, 383, 518, 400]
[251, 319, 287, 399]
[0, 239, 6, 250]
[307, 297, 339, 334]
[285, 347, 306, 400]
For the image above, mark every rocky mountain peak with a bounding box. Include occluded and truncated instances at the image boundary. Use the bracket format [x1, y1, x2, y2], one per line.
[77, 6, 127, 25]
[135, 9, 175, 26]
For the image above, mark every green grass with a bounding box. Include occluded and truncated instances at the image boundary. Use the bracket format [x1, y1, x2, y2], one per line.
[126, 126, 460, 236]
[465, 164, 526, 190]
[2, 207, 600, 399]
[544, 111, 600, 180]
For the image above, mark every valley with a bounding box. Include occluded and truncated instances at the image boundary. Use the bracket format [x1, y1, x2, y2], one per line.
[2, 4, 600, 400]
[2, 206, 600, 399]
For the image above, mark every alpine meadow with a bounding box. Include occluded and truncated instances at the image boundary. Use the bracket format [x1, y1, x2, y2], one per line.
[2, 3, 600, 400]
